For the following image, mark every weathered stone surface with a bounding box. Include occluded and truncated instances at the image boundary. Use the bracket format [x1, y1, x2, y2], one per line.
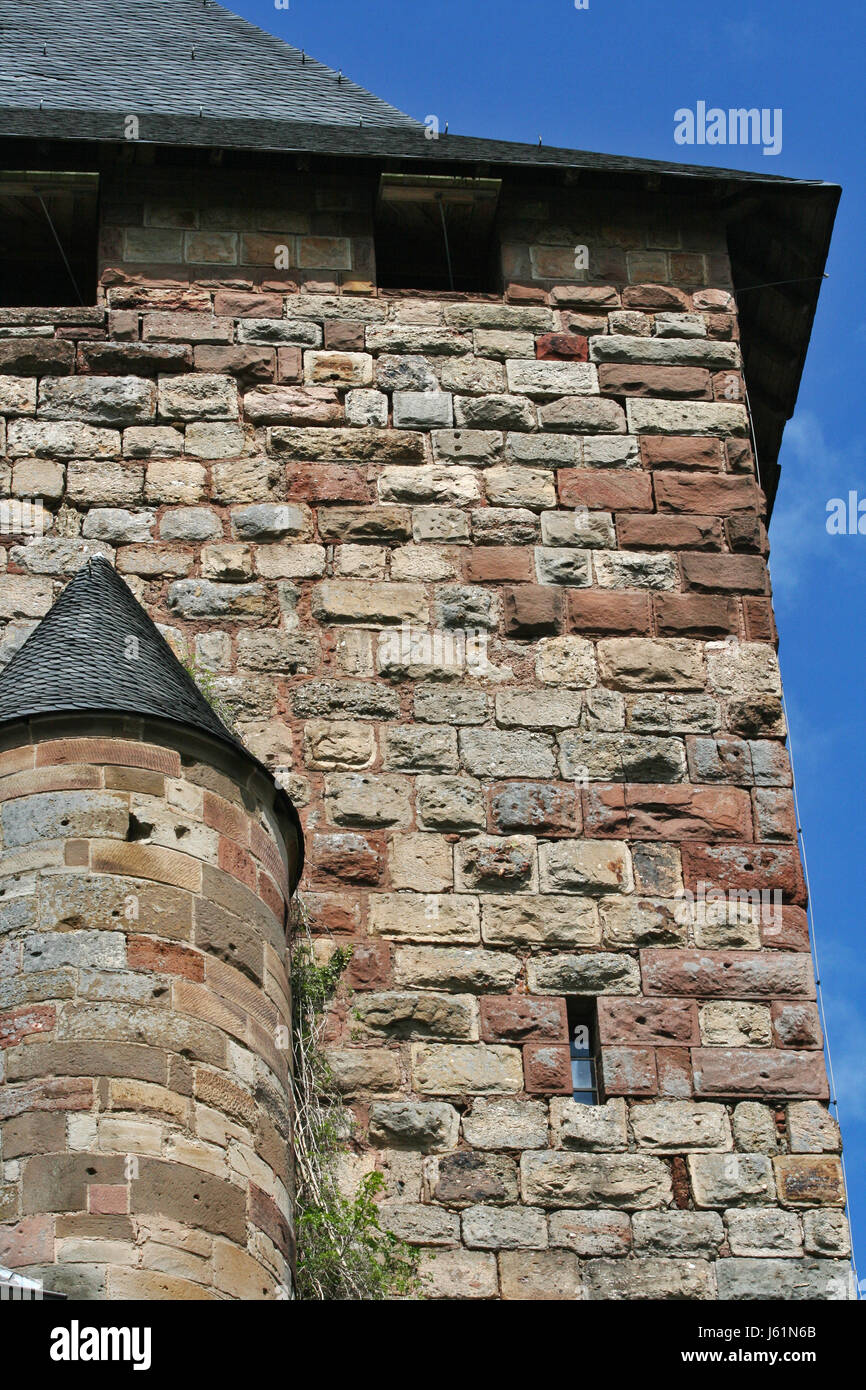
[787, 1102, 841, 1154]
[715, 1258, 852, 1301]
[481, 896, 600, 949]
[528, 952, 640, 995]
[521, 1152, 672, 1209]
[632, 1211, 723, 1256]
[630, 1101, 732, 1152]
[548, 1208, 632, 1257]
[725, 1208, 802, 1257]
[773, 1156, 845, 1208]
[369, 894, 480, 944]
[688, 1154, 776, 1207]
[418, 1247, 498, 1300]
[598, 638, 705, 690]
[461, 1098, 549, 1151]
[499, 1249, 581, 1300]
[538, 840, 633, 895]
[412, 1044, 523, 1095]
[583, 1256, 715, 1300]
[550, 1097, 628, 1151]
[462, 1203, 547, 1250]
[368, 1101, 460, 1152]
[393, 947, 520, 994]
[353, 990, 479, 1041]
[324, 775, 413, 829]
[38, 376, 156, 425]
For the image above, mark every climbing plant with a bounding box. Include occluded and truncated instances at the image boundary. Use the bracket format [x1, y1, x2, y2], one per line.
[288, 898, 421, 1300]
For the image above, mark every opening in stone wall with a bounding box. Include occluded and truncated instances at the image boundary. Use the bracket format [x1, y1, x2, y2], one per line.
[567, 997, 601, 1106]
[0, 171, 99, 307]
[374, 173, 502, 293]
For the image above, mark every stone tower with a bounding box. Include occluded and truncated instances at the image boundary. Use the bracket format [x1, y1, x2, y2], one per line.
[0, 0, 853, 1299]
[0, 558, 303, 1299]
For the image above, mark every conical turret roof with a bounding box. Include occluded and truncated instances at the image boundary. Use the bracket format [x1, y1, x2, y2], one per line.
[0, 556, 241, 750]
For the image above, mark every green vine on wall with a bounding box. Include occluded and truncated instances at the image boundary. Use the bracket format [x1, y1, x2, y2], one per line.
[288, 899, 420, 1300]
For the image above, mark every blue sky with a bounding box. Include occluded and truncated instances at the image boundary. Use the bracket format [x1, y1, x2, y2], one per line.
[233, 0, 866, 1272]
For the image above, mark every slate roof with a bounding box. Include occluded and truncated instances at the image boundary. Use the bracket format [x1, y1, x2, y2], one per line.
[0, 556, 244, 742]
[0, 556, 304, 884]
[0, 0, 419, 128]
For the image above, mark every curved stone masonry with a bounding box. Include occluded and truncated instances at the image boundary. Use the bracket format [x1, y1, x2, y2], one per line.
[0, 724, 297, 1300]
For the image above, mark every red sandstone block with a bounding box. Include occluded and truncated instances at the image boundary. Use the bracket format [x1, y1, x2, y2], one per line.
[670, 254, 706, 286]
[567, 589, 651, 636]
[655, 472, 762, 516]
[0, 1215, 55, 1268]
[213, 291, 283, 318]
[761, 906, 810, 952]
[311, 832, 382, 886]
[0, 1005, 55, 1050]
[218, 837, 258, 893]
[640, 948, 815, 1000]
[600, 1046, 658, 1096]
[128, 936, 205, 982]
[625, 785, 752, 841]
[506, 283, 550, 305]
[706, 312, 735, 339]
[654, 593, 739, 638]
[249, 821, 289, 896]
[623, 284, 689, 310]
[285, 463, 371, 503]
[536, 332, 588, 361]
[481, 996, 567, 1043]
[691, 1048, 828, 1100]
[194, 345, 275, 382]
[681, 553, 767, 594]
[641, 436, 723, 470]
[203, 791, 249, 845]
[599, 998, 699, 1047]
[656, 1047, 694, 1097]
[772, 1002, 823, 1050]
[250, 1183, 292, 1258]
[598, 364, 712, 399]
[582, 784, 629, 838]
[558, 469, 653, 512]
[324, 320, 365, 352]
[276, 346, 303, 383]
[257, 870, 285, 925]
[712, 370, 745, 402]
[682, 844, 806, 905]
[617, 513, 723, 551]
[726, 438, 755, 473]
[302, 891, 362, 935]
[465, 548, 534, 584]
[36, 739, 180, 776]
[346, 940, 391, 991]
[502, 585, 562, 637]
[727, 514, 768, 557]
[551, 285, 620, 308]
[523, 1042, 572, 1094]
[743, 597, 777, 642]
[89, 1183, 129, 1215]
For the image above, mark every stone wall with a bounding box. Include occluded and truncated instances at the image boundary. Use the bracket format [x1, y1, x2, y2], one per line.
[0, 726, 294, 1299]
[0, 175, 854, 1299]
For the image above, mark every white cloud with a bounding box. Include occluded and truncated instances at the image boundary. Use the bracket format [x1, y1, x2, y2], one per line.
[769, 410, 866, 595]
